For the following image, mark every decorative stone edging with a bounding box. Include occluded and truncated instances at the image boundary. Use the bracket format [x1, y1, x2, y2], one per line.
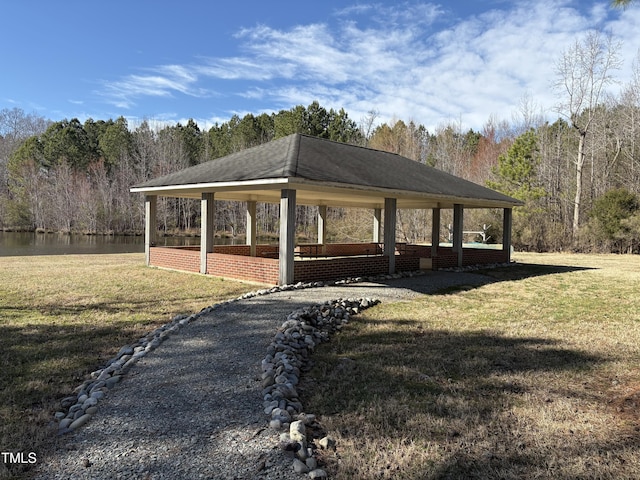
[261, 297, 380, 478]
[51, 269, 430, 435]
[51, 262, 514, 476]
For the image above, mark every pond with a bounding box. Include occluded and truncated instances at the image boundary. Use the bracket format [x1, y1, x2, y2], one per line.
[0, 231, 247, 256]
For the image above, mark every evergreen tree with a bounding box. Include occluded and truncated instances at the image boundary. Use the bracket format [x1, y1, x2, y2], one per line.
[488, 129, 547, 249]
[488, 129, 545, 202]
[588, 188, 639, 251]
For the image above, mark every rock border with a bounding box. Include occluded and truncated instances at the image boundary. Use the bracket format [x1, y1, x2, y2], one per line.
[51, 269, 435, 435]
[261, 297, 380, 478]
[51, 262, 514, 475]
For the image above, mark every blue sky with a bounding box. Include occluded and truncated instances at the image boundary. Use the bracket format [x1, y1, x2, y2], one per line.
[2, 0, 639, 131]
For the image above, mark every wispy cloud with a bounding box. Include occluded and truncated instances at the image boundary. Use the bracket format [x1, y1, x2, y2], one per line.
[100, 64, 211, 109]
[98, 0, 640, 129]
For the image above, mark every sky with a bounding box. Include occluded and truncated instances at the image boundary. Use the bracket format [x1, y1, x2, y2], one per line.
[2, 0, 639, 132]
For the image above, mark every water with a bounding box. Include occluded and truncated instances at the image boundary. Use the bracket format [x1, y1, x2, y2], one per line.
[0, 231, 211, 256]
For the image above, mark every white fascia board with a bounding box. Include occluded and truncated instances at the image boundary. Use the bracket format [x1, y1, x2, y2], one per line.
[130, 176, 522, 209]
[287, 178, 522, 209]
[130, 177, 290, 194]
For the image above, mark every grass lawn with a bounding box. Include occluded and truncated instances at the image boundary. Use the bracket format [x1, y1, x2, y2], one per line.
[2, 252, 639, 479]
[0, 253, 251, 479]
[301, 253, 640, 479]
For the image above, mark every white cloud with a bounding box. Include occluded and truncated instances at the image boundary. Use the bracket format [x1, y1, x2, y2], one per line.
[100, 64, 211, 109]
[98, 0, 640, 131]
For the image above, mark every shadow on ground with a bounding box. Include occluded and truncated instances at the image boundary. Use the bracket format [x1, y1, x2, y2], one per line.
[297, 262, 640, 479]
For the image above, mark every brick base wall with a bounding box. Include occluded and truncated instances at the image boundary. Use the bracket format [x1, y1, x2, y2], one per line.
[430, 246, 508, 269]
[294, 256, 390, 283]
[207, 252, 279, 284]
[324, 243, 380, 256]
[149, 244, 508, 285]
[212, 244, 279, 257]
[150, 247, 200, 273]
[149, 246, 279, 283]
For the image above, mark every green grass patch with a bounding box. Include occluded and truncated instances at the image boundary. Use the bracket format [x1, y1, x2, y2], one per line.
[302, 253, 640, 479]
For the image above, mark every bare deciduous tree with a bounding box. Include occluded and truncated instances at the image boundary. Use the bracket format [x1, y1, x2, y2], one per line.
[553, 30, 622, 240]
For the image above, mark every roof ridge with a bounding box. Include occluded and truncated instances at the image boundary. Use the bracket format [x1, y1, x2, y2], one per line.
[297, 132, 407, 157]
[282, 133, 301, 177]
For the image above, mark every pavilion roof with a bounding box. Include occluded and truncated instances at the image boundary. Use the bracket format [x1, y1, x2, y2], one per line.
[131, 133, 522, 209]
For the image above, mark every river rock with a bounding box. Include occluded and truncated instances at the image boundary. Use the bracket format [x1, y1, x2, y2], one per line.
[116, 345, 135, 357]
[290, 420, 306, 442]
[69, 413, 93, 431]
[293, 459, 309, 474]
[105, 375, 121, 388]
[59, 418, 73, 430]
[60, 396, 77, 409]
[263, 400, 279, 414]
[82, 397, 98, 409]
[90, 390, 105, 400]
[318, 436, 336, 450]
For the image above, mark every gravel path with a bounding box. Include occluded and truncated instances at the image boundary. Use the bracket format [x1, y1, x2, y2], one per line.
[32, 271, 493, 480]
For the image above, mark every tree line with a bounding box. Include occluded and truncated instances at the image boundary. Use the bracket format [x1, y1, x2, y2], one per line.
[1, 31, 639, 253]
[0, 103, 365, 239]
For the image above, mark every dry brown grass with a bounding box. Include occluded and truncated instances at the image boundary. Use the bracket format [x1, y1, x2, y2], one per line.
[0, 254, 251, 479]
[302, 253, 640, 479]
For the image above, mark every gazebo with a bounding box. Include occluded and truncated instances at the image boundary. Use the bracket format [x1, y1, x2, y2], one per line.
[130, 133, 522, 285]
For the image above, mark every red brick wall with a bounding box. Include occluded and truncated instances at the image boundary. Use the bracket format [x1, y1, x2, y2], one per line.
[462, 248, 508, 266]
[150, 247, 200, 273]
[431, 246, 508, 269]
[324, 243, 380, 256]
[189, 244, 279, 257]
[293, 254, 421, 283]
[396, 255, 420, 272]
[294, 256, 390, 283]
[212, 245, 250, 255]
[207, 252, 279, 284]
[411, 245, 433, 258]
[150, 244, 507, 285]
[149, 246, 279, 283]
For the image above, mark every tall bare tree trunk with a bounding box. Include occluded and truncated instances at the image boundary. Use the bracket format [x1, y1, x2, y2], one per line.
[573, 132, 586, 238]
[553, 31, 621, 245]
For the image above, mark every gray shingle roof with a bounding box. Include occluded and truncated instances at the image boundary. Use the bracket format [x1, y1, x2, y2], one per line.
[132, 133, 522, 208]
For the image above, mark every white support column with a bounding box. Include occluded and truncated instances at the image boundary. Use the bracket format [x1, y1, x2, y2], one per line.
[144, 195, 157, 267]
[431, 207, 440, 258]
[383, 198, 397, 274]
[373, 208, 382, 244]
[317, 205, 327, 255]
[453, 203, 464, 267]
[200, 192, 215, 274]
[279, 189, 296, 285]
[246, 201, 257, 257]
[502, 207, 513, 263]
